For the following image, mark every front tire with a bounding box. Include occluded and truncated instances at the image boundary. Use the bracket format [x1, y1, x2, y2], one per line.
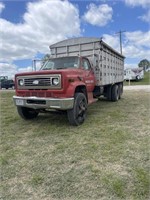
[17, 106, 39, 120]
[67, 93, 87, 126]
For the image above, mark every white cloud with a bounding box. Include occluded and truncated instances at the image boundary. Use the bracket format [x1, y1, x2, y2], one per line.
[125, 31, 150, 48]
[102, 34, 120, 52]
[139, 9, 150, 23]
[125, 0, 150, 23]
[83, 3, 113, 26]
[18, 66, 32, 73]
[125, 0, 150, 8]
[0, 2, 5, 14]
[124, 63, 139, 69]
[102, 31, 150, 60]
[0, 62, 33, 79]
[0, 0, 81, 62]
[123, 45, 150, 59]
[0, 63, 18, 79]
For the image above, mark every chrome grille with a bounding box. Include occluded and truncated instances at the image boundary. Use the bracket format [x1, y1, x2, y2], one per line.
[24, 77, 51, 86]
[17, 74, 61, 90]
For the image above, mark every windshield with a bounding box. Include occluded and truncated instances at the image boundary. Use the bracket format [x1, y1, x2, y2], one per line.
[41, 56, 79, 70]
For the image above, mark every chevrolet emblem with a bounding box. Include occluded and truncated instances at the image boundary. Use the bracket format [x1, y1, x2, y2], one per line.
[33, 80, 39, 85]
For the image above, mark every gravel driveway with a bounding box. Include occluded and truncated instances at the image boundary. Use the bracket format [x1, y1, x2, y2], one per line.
[124, 85, 150, 92]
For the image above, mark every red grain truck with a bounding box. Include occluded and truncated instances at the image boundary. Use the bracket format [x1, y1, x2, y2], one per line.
[13, 37, 125, 125]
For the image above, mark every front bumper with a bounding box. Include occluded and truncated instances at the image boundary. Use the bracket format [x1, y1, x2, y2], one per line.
[13, 96, 74, 110]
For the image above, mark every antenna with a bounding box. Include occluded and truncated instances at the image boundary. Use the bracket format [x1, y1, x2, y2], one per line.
[116, 30, 126, 54]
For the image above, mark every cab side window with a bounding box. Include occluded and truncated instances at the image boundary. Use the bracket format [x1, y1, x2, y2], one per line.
[82, 58, 91, 70]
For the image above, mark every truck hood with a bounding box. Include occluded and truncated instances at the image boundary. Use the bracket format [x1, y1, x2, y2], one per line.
[15, 69, 83, 77]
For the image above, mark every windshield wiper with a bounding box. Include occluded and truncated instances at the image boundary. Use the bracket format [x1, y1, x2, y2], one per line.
[42, 68, 52, 70]
[42, 67, 67, 70]
[56, 67, 67, 70]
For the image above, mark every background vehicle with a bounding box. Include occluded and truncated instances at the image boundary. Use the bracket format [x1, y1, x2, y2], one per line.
[13, 37, 125, 125]
[0, 76, 15, 89]
[124, 68, 144, 81]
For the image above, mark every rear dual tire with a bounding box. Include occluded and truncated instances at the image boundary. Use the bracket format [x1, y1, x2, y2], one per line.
[111, 84, 119, 102]
[118, 83, 123, 99]
[106, 83, 123, 102]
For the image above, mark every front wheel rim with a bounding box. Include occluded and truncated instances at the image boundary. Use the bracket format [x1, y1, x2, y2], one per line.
[76, 99, 87, 122]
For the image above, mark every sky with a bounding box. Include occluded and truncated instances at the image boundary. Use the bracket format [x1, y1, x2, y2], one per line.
[0, 0, 150, 79]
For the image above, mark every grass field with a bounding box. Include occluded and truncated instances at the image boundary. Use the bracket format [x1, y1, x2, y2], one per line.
[1, 90, 150, 200]
[124, 72, 150, 86]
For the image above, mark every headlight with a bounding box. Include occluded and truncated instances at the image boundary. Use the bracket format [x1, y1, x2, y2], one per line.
[52, 78, 59, 86]
[18, 79, 24, 86]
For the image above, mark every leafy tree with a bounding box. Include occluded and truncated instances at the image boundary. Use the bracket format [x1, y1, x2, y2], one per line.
[138, 59, 150, 71]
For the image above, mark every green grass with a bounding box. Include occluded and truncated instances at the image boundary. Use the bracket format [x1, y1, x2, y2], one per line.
[1, 90, 150, 199]
[124, 71, 150, 85]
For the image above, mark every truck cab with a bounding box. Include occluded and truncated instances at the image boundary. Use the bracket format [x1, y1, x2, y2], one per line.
[41, 56, 96, 96]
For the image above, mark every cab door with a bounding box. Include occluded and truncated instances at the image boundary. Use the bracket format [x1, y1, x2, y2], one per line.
[81, 57, 96, 92]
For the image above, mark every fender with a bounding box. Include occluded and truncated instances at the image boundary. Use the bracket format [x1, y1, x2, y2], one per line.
[65, 80, 86, 97]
